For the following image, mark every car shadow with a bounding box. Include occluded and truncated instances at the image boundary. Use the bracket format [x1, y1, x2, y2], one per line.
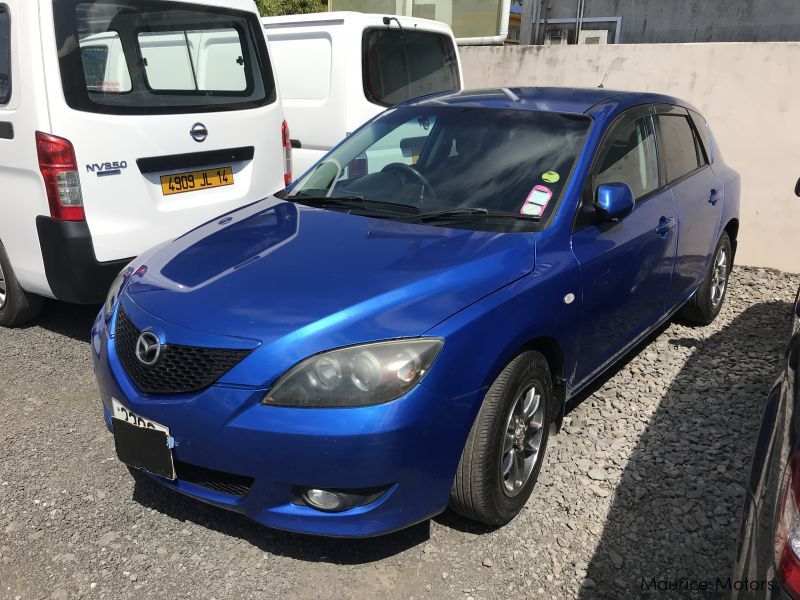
[129, 470, 430, 564]
[30, 300, 100, 343]
[577, 301, 791, 599]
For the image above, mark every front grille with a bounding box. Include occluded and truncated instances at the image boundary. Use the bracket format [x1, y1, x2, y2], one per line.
[115, 306, 251, 395]
[175, 460, 254, 497]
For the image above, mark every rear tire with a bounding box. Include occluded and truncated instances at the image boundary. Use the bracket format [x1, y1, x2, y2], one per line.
[678, 232, 732, 326]
[0, 241, 44, 328]
[449, 351, 552, 526]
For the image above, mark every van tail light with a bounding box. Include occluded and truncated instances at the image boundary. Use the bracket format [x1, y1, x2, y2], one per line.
[281, 120, 292, 186]
[36, 132, 85, 221]
[776, 454, 800, 598]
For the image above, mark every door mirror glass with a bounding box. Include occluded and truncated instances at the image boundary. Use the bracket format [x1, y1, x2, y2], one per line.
[596, 183, 635, 221]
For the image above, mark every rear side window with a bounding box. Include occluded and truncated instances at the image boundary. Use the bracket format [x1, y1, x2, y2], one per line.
[0, 5, 9, 104]
[594, 115, 659, 201]
[53, 0, 276, 115]
[657, 114, 703, 183]
[363, 28, 459, 107]
[688, 109, 713, 163]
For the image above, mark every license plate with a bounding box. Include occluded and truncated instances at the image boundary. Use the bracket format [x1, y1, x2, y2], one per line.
[111, 399, 175, 480]
[160, 166, 234, 196]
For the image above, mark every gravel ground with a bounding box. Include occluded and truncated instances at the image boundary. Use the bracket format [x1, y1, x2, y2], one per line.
[1, 266, 797, 600]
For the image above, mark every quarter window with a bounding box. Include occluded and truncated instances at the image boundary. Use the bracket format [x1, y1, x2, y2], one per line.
[657, 114, 703, 183]
[0, 5, 10, 104]
[688, 109, 712, 164]
[594, 115, 659, 201]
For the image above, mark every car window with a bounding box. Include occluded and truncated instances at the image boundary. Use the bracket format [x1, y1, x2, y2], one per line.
[363, 28, 459, 106]
[688, 109, 712, 164]
[53, 0, 275, 115]
[594, 115, 659, 201]
[343, 117, 437, 179]
[657, 114, 703, 182]
[0, 5, 10, 104]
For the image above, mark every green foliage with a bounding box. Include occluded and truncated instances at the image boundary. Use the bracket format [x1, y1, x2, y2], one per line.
[255, 0, 326, 16]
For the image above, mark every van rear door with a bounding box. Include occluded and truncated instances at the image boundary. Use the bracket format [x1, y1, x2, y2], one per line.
[43, 0, 285, 264]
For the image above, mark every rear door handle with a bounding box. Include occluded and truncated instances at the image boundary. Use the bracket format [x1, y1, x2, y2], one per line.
[655, 216, 676, 237]
[709, 189, 722, 206]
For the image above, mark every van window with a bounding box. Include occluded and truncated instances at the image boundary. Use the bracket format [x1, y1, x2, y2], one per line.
[657, 114, 703, 183]
[53, 0, 276, 115]
[0, 5, 9, 104]
[363, 29, 459, 107]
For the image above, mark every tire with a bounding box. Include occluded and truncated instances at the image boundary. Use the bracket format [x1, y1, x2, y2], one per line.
[678, 232, 732, 326]
[0, 240, 44, 328]
[449, 350, 552, 526]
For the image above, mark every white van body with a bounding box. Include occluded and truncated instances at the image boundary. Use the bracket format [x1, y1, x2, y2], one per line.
[263, 12, 463, 176]
[0, 0, 288, 325]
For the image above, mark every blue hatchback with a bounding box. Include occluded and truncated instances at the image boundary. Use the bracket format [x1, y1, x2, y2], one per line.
[93, 88, 740, 537]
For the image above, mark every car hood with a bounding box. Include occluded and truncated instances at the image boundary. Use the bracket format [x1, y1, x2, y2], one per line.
[123, 199, 534, 372]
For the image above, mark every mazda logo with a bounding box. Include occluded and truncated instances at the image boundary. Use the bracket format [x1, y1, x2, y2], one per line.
[135, 332, 162, 366]
[190, 122, 208, 143]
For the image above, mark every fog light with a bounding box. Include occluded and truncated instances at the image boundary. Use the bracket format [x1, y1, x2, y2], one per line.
[305, 488, 344, 511]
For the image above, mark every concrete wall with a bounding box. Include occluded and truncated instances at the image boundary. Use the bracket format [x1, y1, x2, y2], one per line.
[537, 0, 800, 44]
[459, 42, 800, 272]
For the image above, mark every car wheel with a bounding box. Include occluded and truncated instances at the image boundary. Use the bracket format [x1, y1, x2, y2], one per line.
[0, 240, 44, 328]
[678, 231, 732, 326]
[449, 350, 552, 526]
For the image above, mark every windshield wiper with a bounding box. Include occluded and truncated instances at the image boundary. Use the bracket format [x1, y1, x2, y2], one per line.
[288, 195, 420, 215]
[419, 208, 540, 222]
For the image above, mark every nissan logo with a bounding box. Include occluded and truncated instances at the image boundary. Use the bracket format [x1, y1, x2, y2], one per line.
[190, 122, 208, 143]
[135, 332, 162, 366]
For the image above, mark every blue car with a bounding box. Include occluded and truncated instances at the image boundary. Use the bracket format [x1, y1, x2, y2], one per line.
[93, 88, 740, 537]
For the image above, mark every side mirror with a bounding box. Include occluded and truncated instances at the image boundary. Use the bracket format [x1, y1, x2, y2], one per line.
[596, 183, 635, 221]
[795, 177, 800, 197]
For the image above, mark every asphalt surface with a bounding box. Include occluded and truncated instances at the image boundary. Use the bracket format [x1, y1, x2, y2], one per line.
[1, 266, 797, 600]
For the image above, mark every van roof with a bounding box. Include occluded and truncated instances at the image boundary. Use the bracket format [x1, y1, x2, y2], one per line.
[261, 11, 454, 33]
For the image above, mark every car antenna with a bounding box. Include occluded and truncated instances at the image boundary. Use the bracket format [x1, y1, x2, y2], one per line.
[383, 16, 405, 38]
[598, 71, 608, 89]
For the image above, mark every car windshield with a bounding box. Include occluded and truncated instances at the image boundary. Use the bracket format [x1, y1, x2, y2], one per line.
[289, 106, 591, 232]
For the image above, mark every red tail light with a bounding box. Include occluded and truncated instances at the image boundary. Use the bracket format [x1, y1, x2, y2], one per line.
[281, 120, 292, 187]
[776, 454, 800, 598]
[35, 132, 85, 221]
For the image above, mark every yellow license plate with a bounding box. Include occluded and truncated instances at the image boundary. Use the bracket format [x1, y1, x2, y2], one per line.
[160, 167, 234, 196]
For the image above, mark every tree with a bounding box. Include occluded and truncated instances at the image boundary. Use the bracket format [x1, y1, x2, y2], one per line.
[255, 0, 326, 16]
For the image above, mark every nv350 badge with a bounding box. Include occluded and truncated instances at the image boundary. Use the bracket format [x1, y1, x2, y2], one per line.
[86, 161, 128, 177]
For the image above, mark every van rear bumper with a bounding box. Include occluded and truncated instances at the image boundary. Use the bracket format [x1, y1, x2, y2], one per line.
[36, 216, 133, 304]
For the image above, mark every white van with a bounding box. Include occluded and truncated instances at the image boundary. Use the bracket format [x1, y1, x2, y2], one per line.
[263, 12, 463, 176]
[0, 0, 290, 327]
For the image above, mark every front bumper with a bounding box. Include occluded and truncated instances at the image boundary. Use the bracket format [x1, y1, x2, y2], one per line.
[91, 309, 480, 538]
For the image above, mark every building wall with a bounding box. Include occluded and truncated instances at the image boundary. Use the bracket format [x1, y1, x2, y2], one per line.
[537, 0, 800, 44]
[460, 43, 800, 272]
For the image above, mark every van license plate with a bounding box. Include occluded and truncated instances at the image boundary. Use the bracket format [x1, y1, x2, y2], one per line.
[160, 166, 234, 196]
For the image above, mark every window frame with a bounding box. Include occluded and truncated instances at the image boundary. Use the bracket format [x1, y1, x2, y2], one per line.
[653, 104, 709, 187]
[0, 4, 10, 106]
[573, 103, 664, 233]
[361, 26, 460, 109]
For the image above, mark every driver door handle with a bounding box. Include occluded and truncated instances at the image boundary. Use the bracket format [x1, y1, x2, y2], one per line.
[655, 216, 676, 237]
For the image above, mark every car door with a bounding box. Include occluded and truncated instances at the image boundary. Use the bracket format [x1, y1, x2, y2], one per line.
[571, 105, 678, 385]
[655, 105, 724, 307]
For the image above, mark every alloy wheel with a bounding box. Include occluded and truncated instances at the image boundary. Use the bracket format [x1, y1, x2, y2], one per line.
[500, 384, 545, 496]
[0, 260, 6, 309]
[710, 247, 728, 309]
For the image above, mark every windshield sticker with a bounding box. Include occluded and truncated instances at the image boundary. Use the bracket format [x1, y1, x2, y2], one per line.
[520, 185, 553, 216]
[542, 171, 560, 184]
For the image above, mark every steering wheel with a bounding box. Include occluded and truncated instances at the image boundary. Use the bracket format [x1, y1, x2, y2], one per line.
[381, 163, 437, 203]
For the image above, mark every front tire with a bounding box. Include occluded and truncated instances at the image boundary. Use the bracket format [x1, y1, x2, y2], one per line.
[678, 232, 732, 326]
[449, 351, 552, 526]
[0, 241, 44, 328]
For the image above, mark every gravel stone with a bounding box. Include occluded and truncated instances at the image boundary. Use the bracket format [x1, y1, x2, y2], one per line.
[0, 267, 796, 599]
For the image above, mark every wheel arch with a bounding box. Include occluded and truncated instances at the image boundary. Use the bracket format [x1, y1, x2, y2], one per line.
[515, 336, 567, 430]
[723, 218, 739, 261]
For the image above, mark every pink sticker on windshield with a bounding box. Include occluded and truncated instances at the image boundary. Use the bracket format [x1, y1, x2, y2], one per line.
[520, 185, 553, 216]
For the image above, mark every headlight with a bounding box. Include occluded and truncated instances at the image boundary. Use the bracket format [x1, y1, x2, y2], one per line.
[103, 265, 134, 320]
[263, 339, 443, 407]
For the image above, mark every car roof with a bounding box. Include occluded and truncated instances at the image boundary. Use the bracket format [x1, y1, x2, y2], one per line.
[405, 87, 693, 117]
